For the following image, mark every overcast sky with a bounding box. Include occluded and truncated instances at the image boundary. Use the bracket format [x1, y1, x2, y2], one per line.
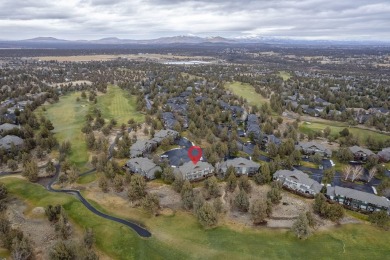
[1, 0, 390, 41]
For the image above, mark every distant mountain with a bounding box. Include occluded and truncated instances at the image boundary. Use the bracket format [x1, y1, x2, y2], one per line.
[22, 37, 69, 43]
[1, 35, 389, 48]
[88, 35, 235, 44]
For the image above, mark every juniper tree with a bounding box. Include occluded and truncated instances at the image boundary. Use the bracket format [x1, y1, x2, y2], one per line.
[225, 167, 237, 192]
[127, 175, 147, 202]
[234, 190, 250, 212]
[181, 180, 194, 210]
[238, 175, 252, 193]
[142, 193, 160, 216]
[254, 164, 271, 185]
[197, 202, 218, 228]
[250, 198, 268, 224]
[291, 212, 311, 239]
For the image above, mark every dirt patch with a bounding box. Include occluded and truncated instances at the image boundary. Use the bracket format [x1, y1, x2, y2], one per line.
[51, 80, 93, 87]
[31, 207, 45, 216]
[148, 184, 182, 210]
[5, 198, 56, 259]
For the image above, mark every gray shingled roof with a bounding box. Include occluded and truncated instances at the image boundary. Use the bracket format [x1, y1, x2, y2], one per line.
[0, 123, 18, 133]
[295, 141, 332, 156]
[178, 161, 214, 176]
[0, 135, 24, 150]
[129, 140, 155, 157]
[126, 157, 161, 179]
[378, 148, 390, 162]
[247, 114, 259, 124]
[220, 157, 260, 170]
[274, 169, 322, 194]
[151, 129, 178, 143]
[328, 186, 389, 208]
[349, 146, 375, 156]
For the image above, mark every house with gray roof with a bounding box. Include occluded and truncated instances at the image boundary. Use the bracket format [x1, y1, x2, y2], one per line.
[348, 146, 375, 161]
[129, 129, 180, 158]
[151, 129, 179, 143]
[176, 161, 214, 181]
[273, 169, 322, 196]
[262, 134, 281, 146]
[1, 113, 16, 124]
[0, 135, 24, 151]
[326, 186, 390, 213]
[246, 114, 261, 139]
[129, 140, 156, 158]
[126, 157, 162, 180]
[161, 112, 178, 129]
[220, 157, 260, 176]
[0, 123, 18, 135]
[295, 141, 332, 158]
[378, 148, 390, 162]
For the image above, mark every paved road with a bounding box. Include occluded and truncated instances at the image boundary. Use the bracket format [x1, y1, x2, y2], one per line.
[51, 135, 151, 237]
[46, 166, 151, 237]
[1, 135, 152, 238]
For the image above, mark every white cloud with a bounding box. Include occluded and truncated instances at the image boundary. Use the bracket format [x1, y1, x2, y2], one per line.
[0, 0, 389, 40]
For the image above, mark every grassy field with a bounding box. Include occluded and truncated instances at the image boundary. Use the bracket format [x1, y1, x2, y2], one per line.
[84, 188, 390, 260]
[301, 161, 318, 169]
[37, 86, 143, 167]
[40, 92, 90, 167]
[225, 81, 269, 107]
[77, 172, 98, 184]
[96, 85, 144, 125]
[300, 121, 390, 147]
[278, 71, 292, 81]
[1, 177, 184, 260]
[0, 248, 9, 258]
[3, 177, 390, 259]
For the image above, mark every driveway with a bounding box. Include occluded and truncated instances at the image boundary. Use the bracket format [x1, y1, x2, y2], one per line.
[294, 164, 377, 194]
[160, 137, 202, 167]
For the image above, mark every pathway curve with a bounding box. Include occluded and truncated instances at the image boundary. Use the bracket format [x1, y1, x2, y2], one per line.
[46, 165, 151, 237]
[1, 135, 152, 238]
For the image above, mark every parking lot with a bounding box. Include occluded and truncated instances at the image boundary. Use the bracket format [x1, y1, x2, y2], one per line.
[160, 137, 204, 167]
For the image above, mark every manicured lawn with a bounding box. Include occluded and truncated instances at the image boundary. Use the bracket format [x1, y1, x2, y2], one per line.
[278, 71, 292, 81]
[95, 85, 144, 125]
[3, 177, 390, 260]
[39, 92, 90, 167]
[155, 145, 180, 155]
[37, 86, 144, 168]
[301, 161, 318, 169]
[77, 172, 98, 184]
[225, 81, 269, 107]
[299, 121, 390, 147]
[0, 248, 9, 258]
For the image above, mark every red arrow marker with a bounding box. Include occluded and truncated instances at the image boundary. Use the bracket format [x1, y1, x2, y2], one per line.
[188, 146, 202, 164]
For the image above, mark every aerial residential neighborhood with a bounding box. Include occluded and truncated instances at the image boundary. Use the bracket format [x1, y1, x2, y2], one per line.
[0, 1, 390, 259]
